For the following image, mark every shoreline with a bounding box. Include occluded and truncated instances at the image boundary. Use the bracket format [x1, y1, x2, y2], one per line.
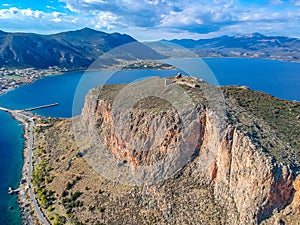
[9, 112, 36, 224]
[0, 60, 177, 96]
[3, 109, 45, 224]
[1, 56, 299, 97]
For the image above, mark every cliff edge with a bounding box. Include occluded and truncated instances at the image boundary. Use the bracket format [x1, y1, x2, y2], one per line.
[33, 76, 300, 225]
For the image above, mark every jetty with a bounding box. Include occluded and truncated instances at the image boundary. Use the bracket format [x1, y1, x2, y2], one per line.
[23, 103, 59, 112]
[0, 106, 9, 112]
[8, 187, 20, 194]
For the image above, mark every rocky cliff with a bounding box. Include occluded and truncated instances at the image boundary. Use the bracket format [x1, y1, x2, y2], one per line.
[33, 76, 300, 225]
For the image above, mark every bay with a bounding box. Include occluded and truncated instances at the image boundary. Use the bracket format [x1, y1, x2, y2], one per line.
[204, 58, 300, 101]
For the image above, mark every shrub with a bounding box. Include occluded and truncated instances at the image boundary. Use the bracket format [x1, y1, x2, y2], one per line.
[53, 214, 66, 225]
[61, 190, 69, 197]
[71, 191, 82, 201]
[66, 182, 72, 190]
[48, 206, 55, 212]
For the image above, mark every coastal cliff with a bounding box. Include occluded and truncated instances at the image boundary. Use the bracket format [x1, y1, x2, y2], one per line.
[32, 76, 300, 224]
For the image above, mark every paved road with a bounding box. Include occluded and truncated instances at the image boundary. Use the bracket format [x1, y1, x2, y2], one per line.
[16, 112, 51, 225]
[0, 106, 50, 225]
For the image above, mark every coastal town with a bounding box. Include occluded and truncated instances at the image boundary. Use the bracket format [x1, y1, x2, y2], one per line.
[0, 67, 68, 95]
[0, 61, 176, 95]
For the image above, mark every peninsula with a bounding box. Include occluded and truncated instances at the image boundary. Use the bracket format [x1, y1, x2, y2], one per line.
[26, 76, 300, 225]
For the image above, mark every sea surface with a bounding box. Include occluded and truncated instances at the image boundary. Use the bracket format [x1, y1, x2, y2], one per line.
[0, 58, 299, 224]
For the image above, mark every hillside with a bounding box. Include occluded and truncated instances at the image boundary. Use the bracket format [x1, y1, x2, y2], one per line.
[2, 29, 300, 69]
[146, 33, 300, 62]
[31, 76, 300, 225]
[0, 28, 162, 69]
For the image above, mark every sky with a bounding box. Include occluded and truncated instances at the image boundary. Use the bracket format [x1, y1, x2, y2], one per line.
[0, 0, 300, 40]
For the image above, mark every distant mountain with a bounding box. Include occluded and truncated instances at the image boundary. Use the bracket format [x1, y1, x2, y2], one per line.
[0, 28, 162, 69]
[2, 29, 299, 69]
[146, 33, 300, 61]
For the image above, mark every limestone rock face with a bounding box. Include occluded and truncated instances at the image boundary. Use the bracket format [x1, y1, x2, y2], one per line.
[72, 78, 300, 224]
[292, 176, 300, 213]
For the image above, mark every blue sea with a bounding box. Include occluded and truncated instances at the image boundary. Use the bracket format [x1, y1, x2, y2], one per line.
[0, 58, 299, 224]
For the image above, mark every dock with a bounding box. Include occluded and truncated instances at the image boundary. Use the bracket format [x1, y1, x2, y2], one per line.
[23, 103, 59, 112]
[8, 187, 20, 194]
[0, 106, 9, 112]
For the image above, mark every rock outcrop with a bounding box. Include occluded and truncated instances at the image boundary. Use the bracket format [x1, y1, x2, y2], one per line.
[71, 76, 300, 224]
[36, 76, 299, 224]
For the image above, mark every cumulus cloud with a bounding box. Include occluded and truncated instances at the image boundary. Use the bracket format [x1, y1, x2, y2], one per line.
[293, 0, 300, 6]
[0, 7, 42, 19]
[57, 0, 300, 32]
[93, 11, 123, 30]
[46, 5, 57, 10]
[0, 7, 81, 33]
[59, 0, 240, 30]
[1, 0, 300, 39]
[270, 0, 284, 5]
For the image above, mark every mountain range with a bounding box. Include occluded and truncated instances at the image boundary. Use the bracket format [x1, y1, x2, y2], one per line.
[0, 28, 162, 69]
[147, 32, 300, 61]
[1, 28, 300, 69]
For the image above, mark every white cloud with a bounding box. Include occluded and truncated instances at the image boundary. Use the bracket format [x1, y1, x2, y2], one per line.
[0, 8, 37, 19]
[294, 0, 300, 6]
[93, 11, 123, 30]
[46, 5, 57, 10]
[0, 7, 67, 21]
[1, 0, 300, 40]
[0, 7, 80, 33]
[51, 18, 62, 23]
[52, 12, 61, 17]
[115, 26, 205, 41]
[270, 0, 284, 5]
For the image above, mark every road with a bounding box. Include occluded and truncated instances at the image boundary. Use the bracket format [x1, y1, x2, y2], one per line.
[0, 106, 50, 225]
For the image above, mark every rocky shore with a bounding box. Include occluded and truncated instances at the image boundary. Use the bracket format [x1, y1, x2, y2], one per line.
[9, 112, 38, 225]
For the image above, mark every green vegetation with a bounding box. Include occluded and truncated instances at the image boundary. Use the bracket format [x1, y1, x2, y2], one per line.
[53, 214, 66, 225]
[48, 206, 55, 212]
[122, 61, 175, 70]
[61, 190, 84, 214]
[65, 176, 81, 190]
[88, 205, 95, 212]
[31, 158, 56, 208]
[61, 190, 69, 197]
[71, 191, 83, 201]
[223, 87, 300, 167]
[66, 213, 85, 225]
[132, 96, 173, 113]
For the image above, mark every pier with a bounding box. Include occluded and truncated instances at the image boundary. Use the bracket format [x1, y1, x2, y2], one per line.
[8, 187, 20, 194]
[23, 103, 59, 112]
[0, 106, 9, 112]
